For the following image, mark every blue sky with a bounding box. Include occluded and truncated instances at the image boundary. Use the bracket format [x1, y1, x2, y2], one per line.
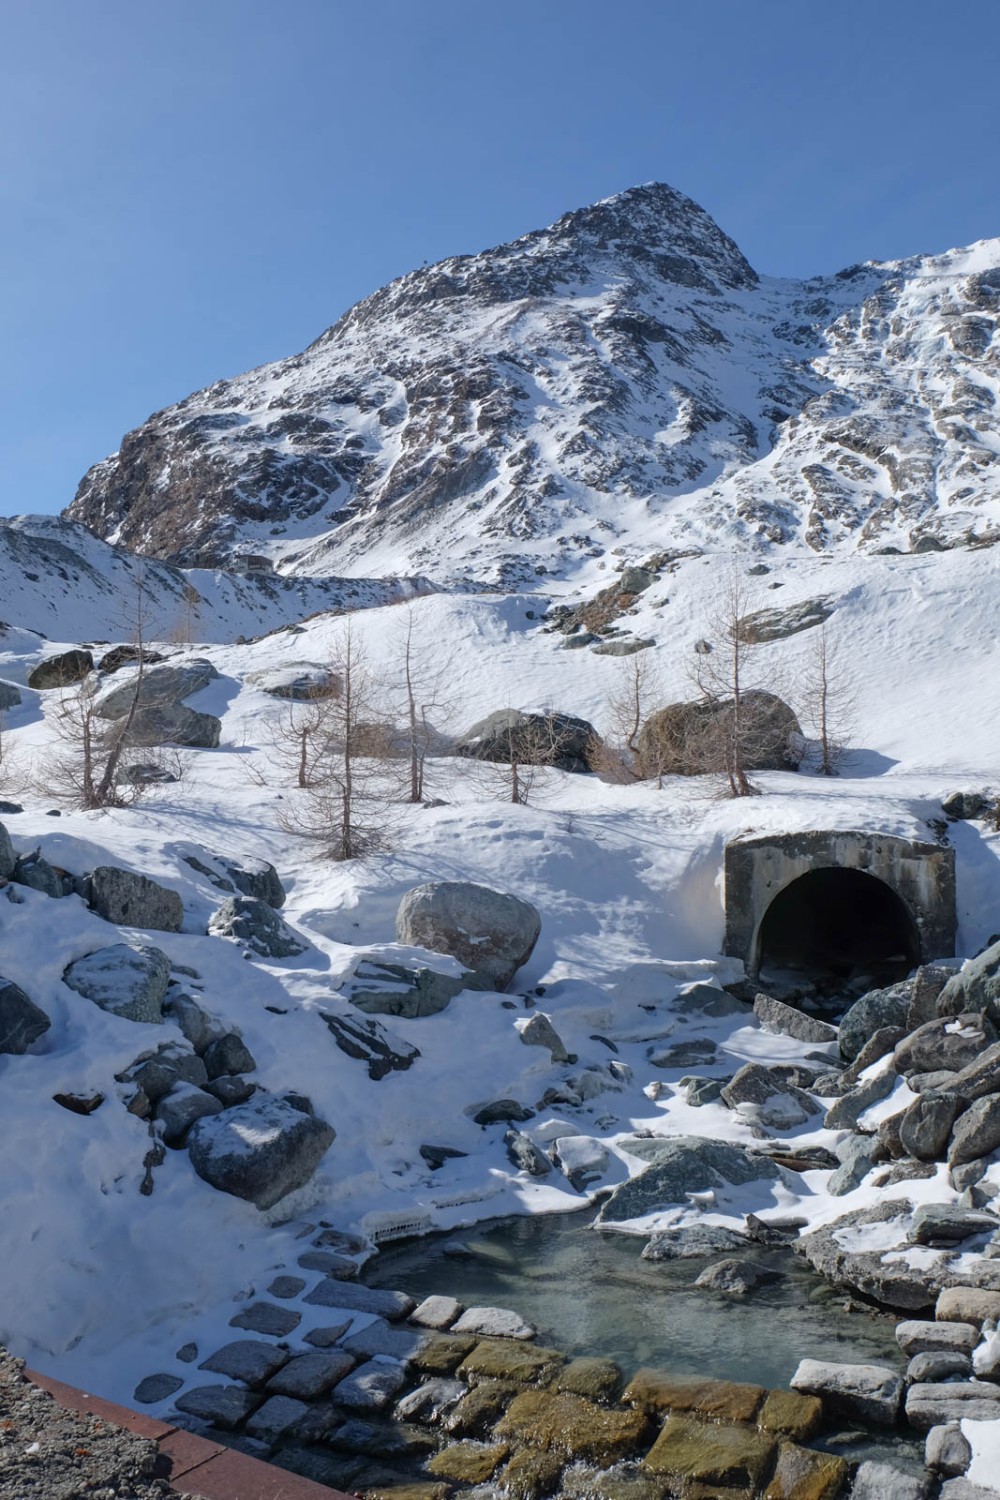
[3, 0, 998, 518]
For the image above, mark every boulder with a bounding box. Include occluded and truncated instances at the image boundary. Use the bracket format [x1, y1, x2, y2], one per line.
[946, 1042, 1000, 1101]
[789, 1358, 903, 1425]
[453, 709, 601, 773]
[208, 895, 306, 958]
[63, 943, 171, 1023]
[752, 993, 838, 1045]
[244, 662, 339, 700]
[187, 1093, 335, 1210]
[202, 1032, 256, 1079]
[850, 1462, 932, 1499]
[736, 597, 835, 644]
[950, 1095, 1000, 1165]
[551, 1135, 609, 1191]
[0, 681, 21, 711]
[0, 980, 50, 1054]
[97, 644, 166, 674]
[693, 1259, 777, 1296]
[823, 1067, 897, 1130]
[926, 1422, 973, 1478]
[204, 1074, 257, 1108]
[93, 658, 219, 719]
[28, 648, 93, 689]
[895, 1013, 996, 1076]
[905, 1381, 1000, 1429]
[839, 981, 912, 1061]
[121, 703, 221, 748]
[796, 1201, 940, 1311]
[942, 791, 991, 821]
[396, 881, 541, 990]
[118, 1042, 209, 1104]
[12, 851, 63, 898]
[899, 1092, 965, 1162]
[321, 1010, 419, 1080]
[636, 690, 803, 778]
[828, 1134, 885, 1196]
[344, 959, 466, 1018]
[517, 1011, 573, 1063]
[156, 1082, 224, 1145]
[938, 941, 1000, 1024]
[0, 822, 14, 879]
[181, 851, 285, 907]
[936, 1287, 1000, 1325]
[596, 1137, 785, 1224]
[123, 763, 178, 786]
[89, 865, 183, 932]
[720, 1062, 818, 1127]
[164, 993, 221, 1053]
[641, 1225, 748, 1261]
[896, 1321, 980, 1357]
[504, 1128, 551, 1177]
[909, 1204, 999, 1245]
[472, 1098, 534, 1125]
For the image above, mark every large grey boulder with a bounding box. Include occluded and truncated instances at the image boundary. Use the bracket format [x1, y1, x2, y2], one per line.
[124, 703, 221, 749]
[89, 865, 183, 932]
[895, 1013, 996, 1076]
[938, 941, 1000, 1024]
[736, 597, 835, 644]
[12, 851, 63, 898]
[720, 1062, 818, 1127]
[187, 1094, 335, 1210]
[636, 689, 803, 778]
[839, 981, 912, 1062]
[752, 993, 838, 1045]
[208, 896, 306, 959]
[453, 708, 601, 773]
[596, 1137, 786, 1224]
[0, 822, 14, 880]
[0, 980, 51, 1054]
[245, 662, 339, 701]
[395, 880, 541, 990]
[899, 1091, 965, 1162]
[950, 1095, 1000, 1165]
[28, 648, 93, 690]
[63, 943, 171, 1023]
[0, 681, 21, 711]
[344, 958, 466, 1018]
[796, 1201, 942, 1310]
[790, 1358, 903, 1425]
[93, 658, 219, 719]
[181, 850, 285, 908]
[946, 1042, 1000, 1102]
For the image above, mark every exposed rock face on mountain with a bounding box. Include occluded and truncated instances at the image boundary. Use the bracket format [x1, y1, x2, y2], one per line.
[66, 184, 1000, 584]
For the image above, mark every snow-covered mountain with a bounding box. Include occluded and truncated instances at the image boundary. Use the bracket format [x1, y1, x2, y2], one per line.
[67, 183, 1000, 585]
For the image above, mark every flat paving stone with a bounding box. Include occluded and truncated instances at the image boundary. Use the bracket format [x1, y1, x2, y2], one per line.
[457, 1339, 564, 1385]
[245, 1393, 310, 1442]
[624, 1369, 765, 1424]
[410, 1295, 463, 1330]
[643, 1414, 776, 1489]
[333, 1417, 437, 1458]
[427, 1440, 510, 1483]
[303, 1321, 352, 1348]
[198, 1339, 290, 1386]
[302, 1281, 415, 1320]
[333, 1360, 409, 1412]
[342, 1318, 430, 1363]
[229, 1301, 301, 1336]
[173, 1383, 263, 1429]
[444, 1381, 519, 1438]
[133, 1373, 183, 1404]
[410, 1333, 479, 1376]
[268, 1275, 307, 1299]
[297, 1250, 357, 1276]
[757, 1388, 823, 1440]
[556, 1357, 623, 1403]
[267, 1349, 355, 1399]
[451, 1305, 536, 1339]
[897, 1320, 980, 1355]
[497, 1389, 651, 1464]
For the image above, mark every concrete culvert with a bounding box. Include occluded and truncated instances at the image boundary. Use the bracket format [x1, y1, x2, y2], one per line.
[757, 868, 921, 988]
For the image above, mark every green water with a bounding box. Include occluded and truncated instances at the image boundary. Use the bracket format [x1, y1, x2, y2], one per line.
[365, 1208, 906, 1391]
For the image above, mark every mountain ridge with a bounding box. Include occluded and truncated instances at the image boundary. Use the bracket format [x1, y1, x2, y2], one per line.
[65, 184, 1000, 584]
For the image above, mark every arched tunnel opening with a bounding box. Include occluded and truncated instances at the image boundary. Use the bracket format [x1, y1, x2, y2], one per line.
[756, 867, 921, 1000]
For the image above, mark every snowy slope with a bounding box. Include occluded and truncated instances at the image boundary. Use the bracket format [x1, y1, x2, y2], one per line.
[0, 513, 433, 641]
[66, 184, 1000, 584]
[0, 534, 999, 1410]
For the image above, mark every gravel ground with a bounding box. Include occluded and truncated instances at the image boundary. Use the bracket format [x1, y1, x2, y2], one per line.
[0, 1346, 194, 1500]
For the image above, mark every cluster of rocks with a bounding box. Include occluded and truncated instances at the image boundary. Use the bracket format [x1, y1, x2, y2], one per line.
[788, 1283, 1000, 1495]
[151, 1255, 884, 1500]
[26, 649, 223, 749]
[542, 563, 661, 655]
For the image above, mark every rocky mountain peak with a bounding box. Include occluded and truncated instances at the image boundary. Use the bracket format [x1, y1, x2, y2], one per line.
[65, 187, 1000, 583]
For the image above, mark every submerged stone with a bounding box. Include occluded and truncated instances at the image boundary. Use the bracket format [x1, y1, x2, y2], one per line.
[496, 1388, 651, 1464]
[457, 1339, 564, 1385]
[426, 1441, 510, 1483]
[623, 1370, 764, 1424]
[642, 1413, 776, 1490]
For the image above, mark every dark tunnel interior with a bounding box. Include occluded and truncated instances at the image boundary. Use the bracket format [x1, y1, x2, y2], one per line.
[756, 867, 921, 992]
